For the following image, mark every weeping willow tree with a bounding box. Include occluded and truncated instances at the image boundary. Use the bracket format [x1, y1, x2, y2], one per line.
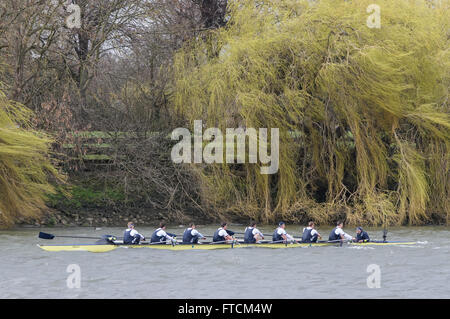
[173, 0, 449, 225]
[0, 87, 61, 228]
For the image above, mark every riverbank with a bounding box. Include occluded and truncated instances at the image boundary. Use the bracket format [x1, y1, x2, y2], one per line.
[14, 207, 448, 229]
[15, 208, 200, 228]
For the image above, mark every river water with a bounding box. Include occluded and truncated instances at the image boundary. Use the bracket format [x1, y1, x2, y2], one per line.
[0, 225, 449, 299]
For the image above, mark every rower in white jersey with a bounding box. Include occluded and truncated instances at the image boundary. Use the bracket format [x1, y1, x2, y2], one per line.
[244, 221, 264, 243]
[182, 223, 206, 244]
[272, 221, 295, 242]
[301, 221, 322, 243]
[213, 222, 234, 242]
[328, 221, 355, 242]
[150, 222, 176, 243]
[123, 222, 145, 244]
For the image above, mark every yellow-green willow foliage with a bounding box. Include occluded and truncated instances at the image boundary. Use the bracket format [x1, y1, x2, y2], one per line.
[173, 0, 450, 225]
[0, 88, 61, 228]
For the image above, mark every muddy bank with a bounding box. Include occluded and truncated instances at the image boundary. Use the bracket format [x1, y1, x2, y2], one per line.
[15, 207, 448, 229]
[16, 208, 216, 228]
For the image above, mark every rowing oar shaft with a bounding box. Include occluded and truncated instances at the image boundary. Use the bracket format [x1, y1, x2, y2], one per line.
[232, 231, 272, 237]
[173, 235, 247, 240]
[38, 232, 119, 240]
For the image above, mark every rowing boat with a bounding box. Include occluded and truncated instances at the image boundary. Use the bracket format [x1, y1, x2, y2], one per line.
[37, 240, 417, 253]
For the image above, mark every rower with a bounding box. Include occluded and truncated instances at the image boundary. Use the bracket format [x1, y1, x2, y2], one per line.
[328, 221, 355, 242]
[213, 222, 234, 242]
[150, 222, 176, 244]
[272, 221, 295, 243]
[244, 221, 264, 243]
[301, 221, 321, 243]
[355, 227, 370, 242]
[182, 223, 206, 244]
[123, 222, 145, 244]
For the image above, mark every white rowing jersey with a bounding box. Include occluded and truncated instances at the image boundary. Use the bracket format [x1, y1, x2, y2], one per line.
[126, 229, 144, 239]
[246, 227, 263, 237]
[156, 228, 174, 240]
[187, 228, 204, 238]
[333, 227, 352, 240]
[303, 227, 318, 237]
[276, 227, 294, 241]
[217, 228, 229, 238]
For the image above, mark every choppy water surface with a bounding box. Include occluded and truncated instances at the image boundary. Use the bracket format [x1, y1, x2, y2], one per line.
[0, 225, 449, 298]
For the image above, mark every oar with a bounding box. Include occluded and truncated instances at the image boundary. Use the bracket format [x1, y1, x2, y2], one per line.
[38, 232, 118, 240]
[330, 239, 355, 246]
[140, 239, 234, 245]
[175, 234, 212, 238]
[174, 235, 248, 241]
[266, 239, 290, 244]
[140, 240, 178, 245]
[207, 239, 238, 245]
[232, 231, 272, 237]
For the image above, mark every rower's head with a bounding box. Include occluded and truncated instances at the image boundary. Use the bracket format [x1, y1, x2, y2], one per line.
[336, 221, 343, 228]
[250, 221, 256, 227]
[221, 222, 228, 230]
[127, 222, 135, 229]
[190, 223, 196, 229]
[278, 221, 285, 229]
[308, 221, 315, 228]
[356, 227, 363, 234]
[160, 222, 166, 230]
